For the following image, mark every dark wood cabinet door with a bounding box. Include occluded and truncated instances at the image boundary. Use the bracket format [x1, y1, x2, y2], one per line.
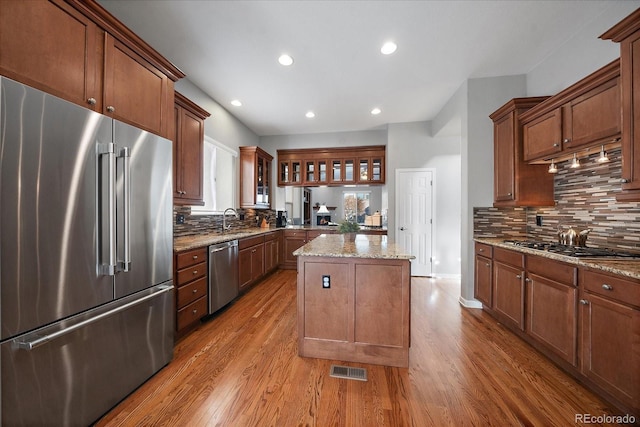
[284, 235, 306, 268]
[251, 244, 265, 282]
[238, 247, 253, 290]
[474, 255, 492, 307]
[620, 26, 640, 197]
[580, 292, 639, 408]
[492, 261, 525, 331]
[526, 272, 577, 365]
[523, 108, 563, 161]
[177, 107, 204, 203]
[0, 0, 100, 110]
[104, 34, 173, 137]
[563, 76, 621, 150]
[494, 111, 516, 202]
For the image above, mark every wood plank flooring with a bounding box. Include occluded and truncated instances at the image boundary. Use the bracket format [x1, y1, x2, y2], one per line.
[95, 270, 621, 426]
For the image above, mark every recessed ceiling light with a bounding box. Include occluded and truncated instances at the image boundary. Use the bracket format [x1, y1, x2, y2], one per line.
[380, 41, 397, 55]
[278, 54, 294, 66]
[305, 111, 315, 118]
[231, 99, 242, 107]
[371, 108, 382, 115]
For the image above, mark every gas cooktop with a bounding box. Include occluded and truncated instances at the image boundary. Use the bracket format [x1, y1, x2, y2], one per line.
[503, 240, 640, 258]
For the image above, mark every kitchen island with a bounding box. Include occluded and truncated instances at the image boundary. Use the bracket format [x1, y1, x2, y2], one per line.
[293, 234, 414, 368]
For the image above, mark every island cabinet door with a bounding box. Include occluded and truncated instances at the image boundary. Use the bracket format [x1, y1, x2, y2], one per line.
[354, 263, 408, 348]
[300, 262, 351, 342]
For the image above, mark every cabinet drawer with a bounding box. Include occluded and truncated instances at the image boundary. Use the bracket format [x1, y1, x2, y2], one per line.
[264, 231, 280, 242]
[239, 235, 264, 250]
[177, 296, 207, 331]
[581, 270, 640, 307]
[493, 247, 525, 268]
[527, 255, 577, 286]
[475, 242, 493, 258]
[177, 261, 207, 286]
[176, 247, 207, 269]
[177, 276, 207, 308]
[284, 229, 306, 238]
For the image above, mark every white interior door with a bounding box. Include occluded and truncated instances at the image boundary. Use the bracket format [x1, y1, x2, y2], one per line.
[395, 169, 434, 277]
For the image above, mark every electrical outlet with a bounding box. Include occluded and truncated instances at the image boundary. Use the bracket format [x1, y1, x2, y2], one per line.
[322, 275, 330, 289]
[536, 215, 543, 226]
[176, 214, 185, 224]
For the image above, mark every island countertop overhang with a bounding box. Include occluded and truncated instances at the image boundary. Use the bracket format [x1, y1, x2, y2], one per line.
[293, 234, 415, 260]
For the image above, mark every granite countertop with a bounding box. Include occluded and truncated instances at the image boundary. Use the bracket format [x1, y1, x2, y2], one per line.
[293, 234, 415, 260]
[174, 227, 277, 252]
[475, 237, 640, 281]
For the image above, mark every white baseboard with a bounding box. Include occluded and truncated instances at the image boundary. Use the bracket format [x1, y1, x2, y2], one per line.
[458, 296, 483, 309]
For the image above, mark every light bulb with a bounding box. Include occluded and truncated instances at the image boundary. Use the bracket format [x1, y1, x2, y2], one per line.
[570, 153, 580, 169]
[596, 145, 609, 163]
[548, 160, 558, 174]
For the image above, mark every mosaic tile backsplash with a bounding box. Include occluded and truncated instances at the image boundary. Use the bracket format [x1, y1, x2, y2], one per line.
[174, 206, 276, 237]
[474, 147, 640, 251]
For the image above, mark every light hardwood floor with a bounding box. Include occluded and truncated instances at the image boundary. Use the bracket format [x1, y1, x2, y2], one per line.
[95, 270, 620, 426]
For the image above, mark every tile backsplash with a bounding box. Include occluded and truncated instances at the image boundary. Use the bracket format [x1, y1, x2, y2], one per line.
[174, 206, 275, 237]
[474, 147, 640, 251]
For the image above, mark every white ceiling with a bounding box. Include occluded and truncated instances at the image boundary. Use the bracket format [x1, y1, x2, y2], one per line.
[99, 1, 621, 137]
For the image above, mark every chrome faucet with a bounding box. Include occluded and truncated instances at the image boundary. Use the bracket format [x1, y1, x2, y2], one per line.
[222, 207, 239, 232]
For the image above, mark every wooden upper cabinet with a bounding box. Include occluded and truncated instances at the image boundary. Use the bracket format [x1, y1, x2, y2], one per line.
[104, 34, 174, 137]
[0, 0, 184, 140]
[174, 92, 210, 205]
[521, 60, 621, 163]
[240, 146, 273, 209]
[490, 97, 554, 207]
[277, 146, 385, 187]
[601, 8, 640, 201]
[0, 0, 101, 109]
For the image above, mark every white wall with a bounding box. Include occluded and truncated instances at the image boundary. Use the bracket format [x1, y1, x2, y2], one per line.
[527, 2, 638, 97]
[387, 121, 462, 277]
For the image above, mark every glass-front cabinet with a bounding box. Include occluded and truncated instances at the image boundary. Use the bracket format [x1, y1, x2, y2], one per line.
[277, 146, 385, 187]
[240, 146, 273, 208]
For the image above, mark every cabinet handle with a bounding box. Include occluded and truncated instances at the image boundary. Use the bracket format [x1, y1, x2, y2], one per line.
[192, 270, 198, 275]
[507, 192, 512, 196]
[516, 274, 522, 279]
[87, 97, 97, 105]
[525, 278, 531, 283]
[192, 309, 198, 315]
[553, 143, 560, 147]
[193, 255, 198, 260]
[563, 138, 570, 144]
[601, 284, 613, 291]
[192, 289, 198, 294]
[485, 263, 490, 267]
[479, 248, 484, 252]
[106, 105, 115, 113]
[252, 249, 256, 253]
[621, 178, 629, 184]
[579, 299, 589, 305]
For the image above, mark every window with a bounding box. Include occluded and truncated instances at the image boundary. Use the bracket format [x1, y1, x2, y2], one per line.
[191, 136, 237, 214]
[343, 191, 370, 224]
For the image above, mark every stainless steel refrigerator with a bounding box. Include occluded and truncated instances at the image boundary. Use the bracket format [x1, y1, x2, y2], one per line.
[0, 77, 174, 426]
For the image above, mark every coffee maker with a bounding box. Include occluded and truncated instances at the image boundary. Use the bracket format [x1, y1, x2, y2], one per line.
[276, 210, 287, 228]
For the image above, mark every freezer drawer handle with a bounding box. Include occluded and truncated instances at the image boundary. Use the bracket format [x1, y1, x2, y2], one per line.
[12, 285, 173, 351]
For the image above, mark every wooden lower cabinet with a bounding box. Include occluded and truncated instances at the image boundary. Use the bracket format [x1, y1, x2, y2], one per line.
[264, 231, 281, 273]
[297, 256, 411, 368]
[238, 235, 265, 292]
[526, 256, 578, 366]
[474, 243, 493, 306]
[283, 230, 308, 269]
[492, 248, 525, 331]
[174, 246, 208, 336]
[579, 270, 639, 413]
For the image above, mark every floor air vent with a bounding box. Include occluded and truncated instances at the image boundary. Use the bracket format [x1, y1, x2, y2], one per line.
[330, 365, 368, 381]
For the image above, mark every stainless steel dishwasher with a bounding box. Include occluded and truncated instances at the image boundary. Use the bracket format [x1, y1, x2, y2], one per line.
[208, 239, 239, 314]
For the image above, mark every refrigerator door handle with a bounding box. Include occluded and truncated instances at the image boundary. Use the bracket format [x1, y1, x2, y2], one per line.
[99, 142, 117, 276]
[12, 284, 173, 351]
[118, 147, 131, 272]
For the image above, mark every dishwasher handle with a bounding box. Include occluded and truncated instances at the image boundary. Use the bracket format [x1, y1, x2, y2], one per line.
[210, 240, 238, 254]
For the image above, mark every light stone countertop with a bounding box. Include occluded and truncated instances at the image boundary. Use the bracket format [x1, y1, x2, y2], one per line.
[293, 234, 415, 260]
[174, 227, 277, 252]
[475, 237, 640, 281]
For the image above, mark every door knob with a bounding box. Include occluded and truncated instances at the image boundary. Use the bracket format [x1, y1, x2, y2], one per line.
[399, 227, 406, 231]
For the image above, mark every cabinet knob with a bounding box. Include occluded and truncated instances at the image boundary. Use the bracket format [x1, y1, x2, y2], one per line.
[192, 289, 198, 294]
[192, 270, 198, 275]
[553, 143, 560, 147]
[87, 97, 97, 105]
[485, 263, 490, 267]
[516, 274, 522, 279]
[106, 105, 115, 113]
[479, 248, 484, 252]
[193, 255, 198, 260]
[579, 299, 589, 305]
[601, 284, 613, 291]
[621, 178, 629, 184]
[563, 138, 570, 144]
[192, 309, 198, 315]
[525, 278, 531, 283]
[507, 192, 512, 196]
